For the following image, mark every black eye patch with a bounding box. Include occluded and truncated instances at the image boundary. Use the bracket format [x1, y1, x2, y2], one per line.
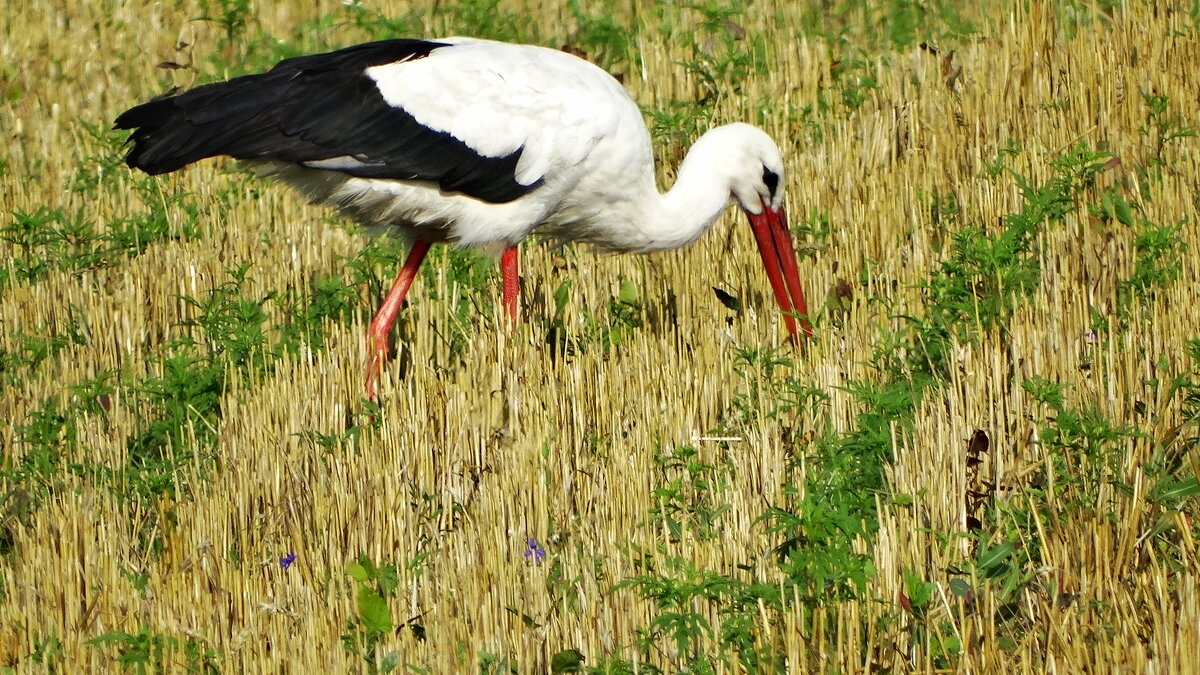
[762, 167, 780, 198]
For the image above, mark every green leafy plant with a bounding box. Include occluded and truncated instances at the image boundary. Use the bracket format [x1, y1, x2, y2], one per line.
[1118, 219, 1187, 314]
[544, 276, 649, 357]
[2, 123, 200, 290]
[1140, 91, 1198, 166]
[197, 0, 255, 46]
[88, 626, 220, 673]
[566, 1, 634, 70]
[615, 556, 785, 671]
[342, 554, 400, 673]
[30, 631, 63, 666]
[649, 444, 733, 541]
[0, 400, 79, 555]
[674, 1, 770, 103]
[1024, 376, 1144, 508]
[918, 143, 1114, 374]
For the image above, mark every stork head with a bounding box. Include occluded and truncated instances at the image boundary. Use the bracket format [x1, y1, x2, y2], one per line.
[715, 123, 787, 215]
[705, 124, 812, 340]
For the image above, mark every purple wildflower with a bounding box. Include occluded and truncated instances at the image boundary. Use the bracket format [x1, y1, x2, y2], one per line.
[523, 538, 546, 565]
[1083, 331, 1099, 343]
[280, 552, 297, 570]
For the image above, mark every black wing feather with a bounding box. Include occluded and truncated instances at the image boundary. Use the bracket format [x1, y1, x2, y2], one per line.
[114, 39, 538, 203]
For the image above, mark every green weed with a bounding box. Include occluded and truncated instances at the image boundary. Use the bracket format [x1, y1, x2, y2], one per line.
[673, 1, 770, 103]
[342, 554, 401, 673]
[792, 208, 833, 244]
[30, 631, 63, 667]
[723, 346, 828, 433]
[0, 317, 87, 387]
[833, 54, 880, 110]
[1055, 0, 1120, 38]
[899, 569, 962, 669]
[0, 400, 78, 555]
[336, 2, 421, 42]
[1088, 170, 1189, 328]
[918, 143, 1114, 374]
[0, 201, 194, 289]
[566, 1, 635, 70]
[797, 0, 976, 46]
[648, 444, 733, 542]
[544, 276, 649, 358]
[983, 138, 1023, 179]
[273, 274, 358, 355]
[550, 648, 585, 673]
[1141, 92, 1197, 163]
[88, 626, 220, 673]
[615, 556, 786, 672]
[603, 143, 1122, 671]
[1025, 376, 1143, 509]
[1118, 219, 1187, 315]
[1132, 91, 1198, 193]
[476, 651, 516, 674]
[955, 363, 1199, 650]
[432, 0, 537, 44]
[197, 0, 255, 47]
[1, 124, 200, 289]
[642, 99, 715, 150]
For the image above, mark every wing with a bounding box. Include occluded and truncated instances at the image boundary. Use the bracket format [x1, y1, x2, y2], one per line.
[362, 38, 640, 189]
[115, 38, 609, 203]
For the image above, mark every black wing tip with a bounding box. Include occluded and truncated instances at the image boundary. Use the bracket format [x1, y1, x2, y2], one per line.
[114, 88, 183, 128]
[124, 154, 181, 175]
[113, 97, 184, 173]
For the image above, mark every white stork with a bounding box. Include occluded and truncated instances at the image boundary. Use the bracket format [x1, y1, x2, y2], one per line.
[115, 37, 813, 399]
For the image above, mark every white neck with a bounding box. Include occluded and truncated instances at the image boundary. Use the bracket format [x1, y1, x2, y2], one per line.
[612, 134, 739, 254]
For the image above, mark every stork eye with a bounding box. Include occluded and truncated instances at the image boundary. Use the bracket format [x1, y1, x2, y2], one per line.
[762, 167, 780, 198]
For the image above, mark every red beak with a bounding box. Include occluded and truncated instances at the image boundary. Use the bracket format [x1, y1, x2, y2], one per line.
[746, 205, 813, 340]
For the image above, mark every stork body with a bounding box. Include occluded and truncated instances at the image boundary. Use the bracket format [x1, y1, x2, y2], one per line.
[116, 37, 812, 399]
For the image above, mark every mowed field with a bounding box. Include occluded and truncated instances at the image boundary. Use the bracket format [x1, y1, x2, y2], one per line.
[3, 0, 1199, 672]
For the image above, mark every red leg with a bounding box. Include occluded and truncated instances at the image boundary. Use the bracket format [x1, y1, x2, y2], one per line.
[365, 240, 432, 400]
[501, 244, 519, 325]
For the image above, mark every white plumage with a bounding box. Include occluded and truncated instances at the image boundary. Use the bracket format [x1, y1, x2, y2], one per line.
[116, 37, 812, 399]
